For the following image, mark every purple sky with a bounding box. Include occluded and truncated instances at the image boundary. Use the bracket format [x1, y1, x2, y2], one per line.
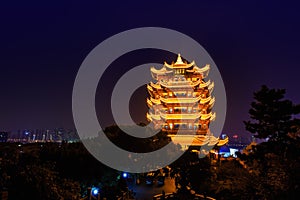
[1, 0, 300, 139]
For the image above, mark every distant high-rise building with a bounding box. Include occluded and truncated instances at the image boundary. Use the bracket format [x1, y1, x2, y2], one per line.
[0, 132, 9, 142]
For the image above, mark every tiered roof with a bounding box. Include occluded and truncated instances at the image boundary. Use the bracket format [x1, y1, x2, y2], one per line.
[146, 54, 228, 148]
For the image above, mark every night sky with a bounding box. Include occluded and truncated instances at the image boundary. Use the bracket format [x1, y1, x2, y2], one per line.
[1, 0, 300, 139]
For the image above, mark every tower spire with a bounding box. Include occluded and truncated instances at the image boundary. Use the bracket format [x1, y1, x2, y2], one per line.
[175, 53, 184, 65]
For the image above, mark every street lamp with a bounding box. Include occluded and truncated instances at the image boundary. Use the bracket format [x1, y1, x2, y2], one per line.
[92, 187, 99, 196]
[122, 172, 128, 179]
[88, 187, 100, 200]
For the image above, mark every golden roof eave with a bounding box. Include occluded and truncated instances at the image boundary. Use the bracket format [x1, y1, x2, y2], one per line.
[160, 79, 201, 88]
[160, 95, 202, 104]
[217, 137, 229, 146]
[159, 95, 212, 104]
[150, 66, 173, 74]
[186, 64, 210, 73]
[168, 135, 222, 146]
[168, 135, 228, 147]
[160, 112, 214, 120]
[163, 54, 195, 69]
[150, 82, 162, 89]
[208, 81, 214, 92]
[164, 61, 195, 69]
[200, 79, 211, 88]
[147, 113, 161, 121]
[161, 113, 201, 120]
[150, 97, 161, 104]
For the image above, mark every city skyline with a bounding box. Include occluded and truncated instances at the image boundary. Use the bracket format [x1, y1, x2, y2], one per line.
[1, 0, 300, 138]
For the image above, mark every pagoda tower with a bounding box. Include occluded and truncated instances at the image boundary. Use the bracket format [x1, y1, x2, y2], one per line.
[146, 54, 228, 149]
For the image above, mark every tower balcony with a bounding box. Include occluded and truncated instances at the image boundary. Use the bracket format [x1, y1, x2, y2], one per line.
[160, 79, 201, 88]
[161, 113, 201, 120]
[163, 129, 208, 135]
[159, 95, 212, 105]
[168, 134, 221, 147]
[160, 96, 201, 104]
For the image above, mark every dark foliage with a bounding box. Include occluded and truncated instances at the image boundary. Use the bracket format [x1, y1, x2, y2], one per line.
[244, 85, 300, 142]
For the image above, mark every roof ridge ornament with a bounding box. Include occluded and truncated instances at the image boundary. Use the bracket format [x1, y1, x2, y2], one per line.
[175, 53, 184, 65]
[164, 54, 195, 69]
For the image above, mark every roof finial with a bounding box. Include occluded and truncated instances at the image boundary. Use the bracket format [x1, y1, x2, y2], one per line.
[175, 53, 184, 65]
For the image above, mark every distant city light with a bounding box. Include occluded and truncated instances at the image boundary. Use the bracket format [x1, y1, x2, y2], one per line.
[229, 148, 239, 158]
[221, 133, 227, 139]
[122, 172, 128, 178]
[92, 187, 99, 196]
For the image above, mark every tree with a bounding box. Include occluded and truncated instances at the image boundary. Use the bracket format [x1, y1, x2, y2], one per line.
[170, 151, 214, 198]
[244, 85, 300, 142]
[214, 159, 260, 200]
[241, 85, 300, 199]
